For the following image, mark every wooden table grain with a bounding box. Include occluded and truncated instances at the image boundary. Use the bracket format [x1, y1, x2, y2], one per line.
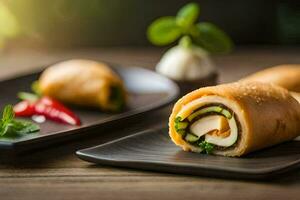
[1, 46, 300, 200]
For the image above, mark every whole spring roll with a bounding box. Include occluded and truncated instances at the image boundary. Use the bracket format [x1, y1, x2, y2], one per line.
[241, 64, 300, 93]
[38, 59, 126, 111]
[169, 82, 300, 157]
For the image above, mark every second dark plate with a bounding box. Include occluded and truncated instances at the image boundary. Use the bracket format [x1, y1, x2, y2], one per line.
[0, 65, 179, 152]
[77, 128, 300, 180]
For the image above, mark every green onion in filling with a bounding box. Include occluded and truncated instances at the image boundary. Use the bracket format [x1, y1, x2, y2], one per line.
[174, 105, 235, 154]
[185, 133, 199, 143]
[175, 121, 188, 130]
[109, 85, 125, 111]
[175, 117, 182, 123]
[177, 129, 186, 136]
[187, 106, 231, 122]
[221, 109, 232, 119]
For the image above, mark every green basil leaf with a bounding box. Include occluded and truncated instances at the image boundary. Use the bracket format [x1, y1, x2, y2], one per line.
[2, 105, 14, 124]
[0, 123, 12, 136]
[0, 105, 40, 137]
[176, 3, 200, 29]
[11, 120, 40, 134]
[147, 16, 181, 46]
[0, 120, 39, 137]
[193, 22, 233, 54]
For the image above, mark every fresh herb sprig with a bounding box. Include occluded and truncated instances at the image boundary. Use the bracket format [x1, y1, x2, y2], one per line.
[147, 2, 233, 54]
[0, 105, 39, 137]
[199, 141, 215, 154]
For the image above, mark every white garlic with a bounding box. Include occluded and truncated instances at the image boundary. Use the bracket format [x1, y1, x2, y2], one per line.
[156, 45, 216, 81]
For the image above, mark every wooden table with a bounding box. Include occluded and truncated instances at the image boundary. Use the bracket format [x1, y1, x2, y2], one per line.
[1, 46, 300, 200]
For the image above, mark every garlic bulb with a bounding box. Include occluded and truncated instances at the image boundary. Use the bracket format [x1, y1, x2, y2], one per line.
[156, 45, 216, 81]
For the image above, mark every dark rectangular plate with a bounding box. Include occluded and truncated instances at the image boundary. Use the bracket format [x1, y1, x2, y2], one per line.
[0, 65, 179, 151]
[77, 128, 300, 180]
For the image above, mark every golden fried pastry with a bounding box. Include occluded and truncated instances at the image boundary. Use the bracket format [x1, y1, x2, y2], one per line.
[38, 59, 126, 111]
[169, 82, 300, 157]
[241, 64, 300, 92]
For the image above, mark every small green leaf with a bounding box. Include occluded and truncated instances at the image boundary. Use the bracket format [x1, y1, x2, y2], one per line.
[11, 120, 40, 134]
[147, 16, 182, 46]
[0, 120, 39, 137]
[0, 105, 40, 137]
[2, 105, 14, 124]
[176, 3, 200, 29]
[199, 141, 215, 154]
[0, 123, 13, 136]
[175, 116, 183, 123]
[192, 22, 233, 54]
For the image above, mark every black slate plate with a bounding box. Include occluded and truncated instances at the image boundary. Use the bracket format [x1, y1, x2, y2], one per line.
[77, 128, 300, 180]
[0, 66, 179, 152]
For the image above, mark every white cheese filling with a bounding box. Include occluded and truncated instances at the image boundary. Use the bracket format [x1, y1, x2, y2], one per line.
[177, 96, 239, 147]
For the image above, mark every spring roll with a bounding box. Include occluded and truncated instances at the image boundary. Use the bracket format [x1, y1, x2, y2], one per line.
[169, 82, 300, 157]
[38, 59, 126, 111]
[241, 64, 300, 92]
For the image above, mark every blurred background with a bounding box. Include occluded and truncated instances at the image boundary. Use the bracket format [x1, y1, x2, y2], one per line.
[0, 0, 299, 84]
[0, 0, 299, 49]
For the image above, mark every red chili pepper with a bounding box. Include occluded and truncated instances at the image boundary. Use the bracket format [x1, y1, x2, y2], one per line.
[14, 96, 81, 126]
[13, 100, 35, 116]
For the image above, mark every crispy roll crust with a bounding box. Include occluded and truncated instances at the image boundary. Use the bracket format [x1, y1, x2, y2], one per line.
[241, 64, 300, 92]
[169, 82, 300, 157]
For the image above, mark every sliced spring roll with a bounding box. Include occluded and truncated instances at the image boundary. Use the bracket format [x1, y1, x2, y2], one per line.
[241, 64, 300, 92]
[169, 82, 300, 157]
[38, 59, 126, 111]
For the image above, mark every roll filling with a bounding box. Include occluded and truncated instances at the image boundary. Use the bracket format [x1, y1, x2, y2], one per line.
[174, 99, 239, 153]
